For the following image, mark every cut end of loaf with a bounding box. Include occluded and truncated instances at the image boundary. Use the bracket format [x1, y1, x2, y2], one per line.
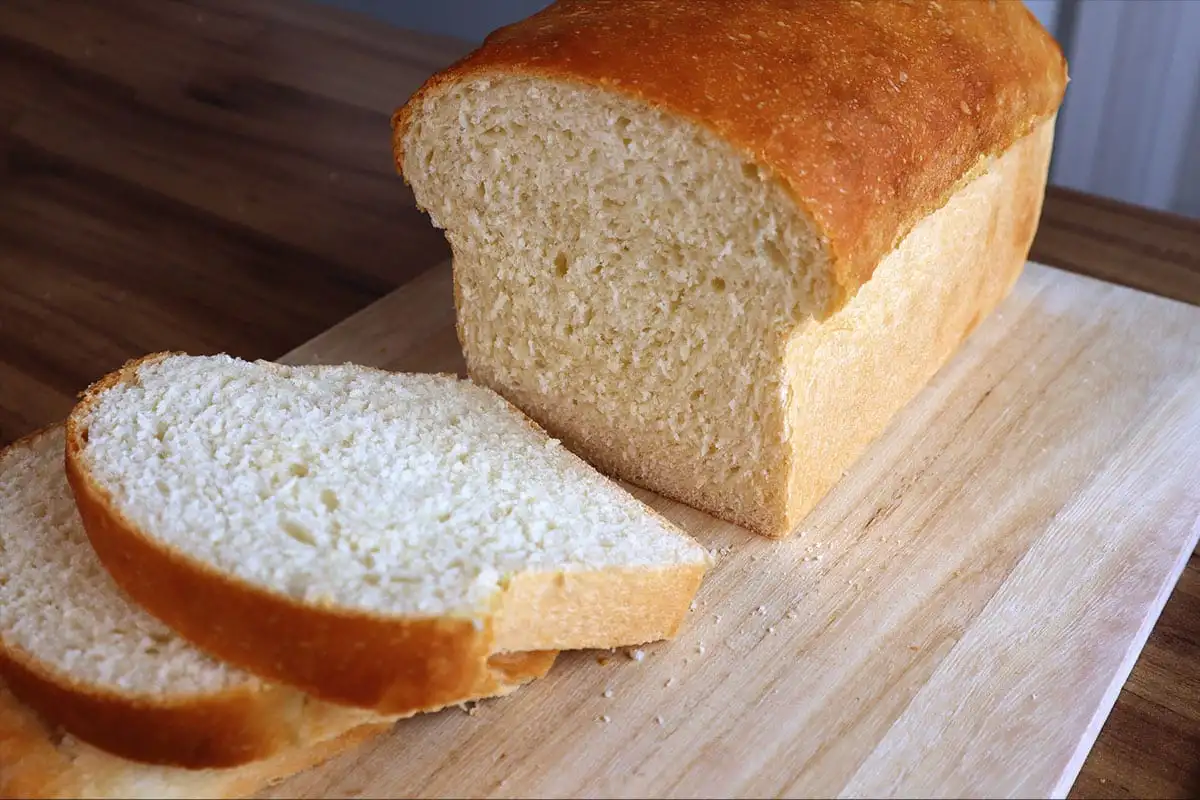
[401, 76, 832, 533]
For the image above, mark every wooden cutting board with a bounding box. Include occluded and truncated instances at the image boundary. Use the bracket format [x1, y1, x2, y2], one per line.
[261, 261, 1200, 799]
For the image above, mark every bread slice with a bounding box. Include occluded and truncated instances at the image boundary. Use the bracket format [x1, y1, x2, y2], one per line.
[65, 354, 709, 713]
[0, 651, 556, 799]
[0, 680, 389, 799]
[0, 426, 556, 768]
[392, 0, 1067, 538]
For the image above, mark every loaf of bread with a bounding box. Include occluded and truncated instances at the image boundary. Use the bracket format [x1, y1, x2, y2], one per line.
[393, 0, 1069, 537]
[65, 354, 709, 713]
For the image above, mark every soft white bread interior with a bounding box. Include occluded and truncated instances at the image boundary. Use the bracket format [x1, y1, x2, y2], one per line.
[65, 354, 709, 713]
[0, 426, 379, 768]
[402, 77, 823, 536]
[399, 78, 1056, 537]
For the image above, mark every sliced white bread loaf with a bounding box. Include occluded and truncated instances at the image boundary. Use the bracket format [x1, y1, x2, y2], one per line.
[0, 426, 555, 769]
[65, 354, 709, 713]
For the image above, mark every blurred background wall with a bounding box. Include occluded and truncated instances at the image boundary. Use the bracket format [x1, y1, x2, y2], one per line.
[319, 0, 1200, 219]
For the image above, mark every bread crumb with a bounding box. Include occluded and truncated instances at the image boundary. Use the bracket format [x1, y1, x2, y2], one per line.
[786, 610, 798, 619]
[689, 601, 697, 612]
[767, 626, 775, 634]
[603, 688, 613, 698]
[756, 605, 766, 615]
[696, 645, 706, 655]
[714, 613, 722, 622]
[598, 715, 610, 723]
[665, 677, 675, 687]
[655, 715, 665, 726]
[628, 648, 645, 662]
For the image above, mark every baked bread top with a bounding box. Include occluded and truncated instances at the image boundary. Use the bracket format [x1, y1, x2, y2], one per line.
[393, 0, 1067, 312]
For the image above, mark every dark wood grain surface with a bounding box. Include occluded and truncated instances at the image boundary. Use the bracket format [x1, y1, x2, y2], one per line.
[0, 1, 1195, 796]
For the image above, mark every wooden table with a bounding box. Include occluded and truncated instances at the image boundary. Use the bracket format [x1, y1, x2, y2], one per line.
[0, 1, 1196, 796]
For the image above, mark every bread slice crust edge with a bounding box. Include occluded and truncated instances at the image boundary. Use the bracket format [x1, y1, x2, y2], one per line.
[0, 426, 365, 769]
[64, 354, 699, 713]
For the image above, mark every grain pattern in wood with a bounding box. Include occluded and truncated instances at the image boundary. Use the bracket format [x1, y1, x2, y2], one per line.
[1030, 185, 1200, 307]
[0, 0, 457, 445]
[260, 261, 1200, 799]
[1067, 560, 1200, 800]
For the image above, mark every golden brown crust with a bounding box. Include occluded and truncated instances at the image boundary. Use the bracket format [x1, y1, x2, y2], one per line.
[0, 679, 391, 800]
[392, 0, 1067, 310]
[0, 646, 305, 769]
[64, 354, 700, 712]
[0, 654, 555, 798]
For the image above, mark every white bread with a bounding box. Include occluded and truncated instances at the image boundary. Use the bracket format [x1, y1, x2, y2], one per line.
[0, 651, 555, 799]
[65, 354, 709, 713]
[0, 426, 344, 768]
[393, 0, 1068, 537]
[0, 426, 556, 768]
[0, 680, 389, 799]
